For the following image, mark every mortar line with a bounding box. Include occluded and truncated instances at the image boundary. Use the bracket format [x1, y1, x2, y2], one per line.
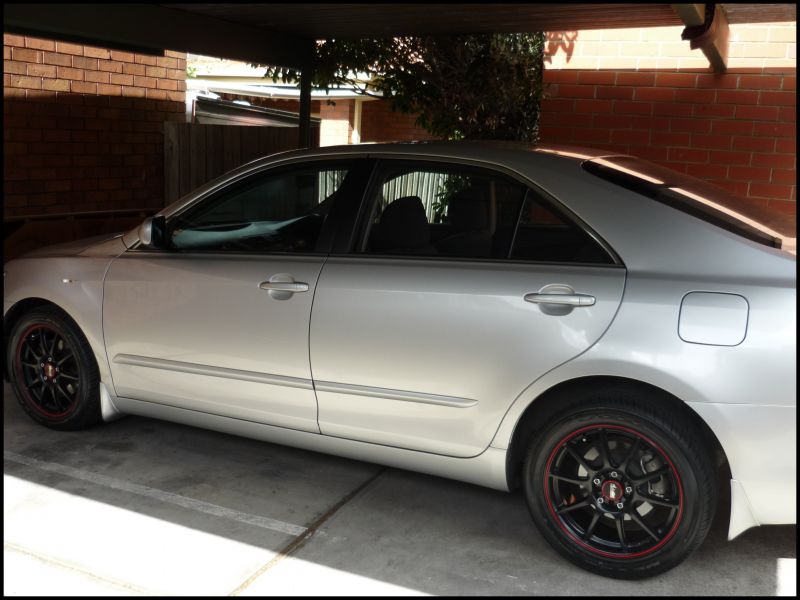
[229, 467, 388, 596]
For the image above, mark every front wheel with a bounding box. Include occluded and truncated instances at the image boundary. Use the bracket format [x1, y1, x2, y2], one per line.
[523, 394, 717, 579]
[7, 306, 102, 430]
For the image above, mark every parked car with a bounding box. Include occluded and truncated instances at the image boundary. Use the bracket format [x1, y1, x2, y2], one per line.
[4, 142, 795, 579]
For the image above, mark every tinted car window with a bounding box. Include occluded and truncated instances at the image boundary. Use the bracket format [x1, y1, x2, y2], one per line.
[169, 165, 349, 253]
[363, 165, 527, 259]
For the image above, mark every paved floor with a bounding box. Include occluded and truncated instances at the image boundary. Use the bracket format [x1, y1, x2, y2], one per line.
[4, 383, 796, 596]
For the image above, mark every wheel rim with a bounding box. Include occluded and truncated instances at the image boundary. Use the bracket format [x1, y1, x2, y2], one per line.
[543, 424, 684, 559]
[15, 323, 81, 419]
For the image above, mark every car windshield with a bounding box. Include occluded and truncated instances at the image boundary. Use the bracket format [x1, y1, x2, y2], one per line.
[583, 156, 796, 254]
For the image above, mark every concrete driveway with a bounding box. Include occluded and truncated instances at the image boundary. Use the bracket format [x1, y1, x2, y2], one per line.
[4, 382, 796, 596]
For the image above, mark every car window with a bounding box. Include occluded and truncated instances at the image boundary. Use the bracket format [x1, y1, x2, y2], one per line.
[359, 162, 615, 265]
[362, 165, 527, 259]
[169, 164, 349, 253]
[510, 191, 616, 264]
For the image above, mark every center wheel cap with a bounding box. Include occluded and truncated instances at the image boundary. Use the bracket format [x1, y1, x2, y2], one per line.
[43, 363, 56, 379]
[601, 479, 624, 502]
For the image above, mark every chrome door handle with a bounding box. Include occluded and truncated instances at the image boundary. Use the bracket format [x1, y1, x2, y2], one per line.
[259, 281, 309, 293]
[524, 293, 596, 307]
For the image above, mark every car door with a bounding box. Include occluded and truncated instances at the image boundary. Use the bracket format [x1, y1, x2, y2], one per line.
[104, 158, 367, 433]
[310, 158, 626, 456]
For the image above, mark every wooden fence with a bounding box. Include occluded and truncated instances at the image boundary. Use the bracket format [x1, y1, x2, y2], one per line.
[163, 123, 320, 204]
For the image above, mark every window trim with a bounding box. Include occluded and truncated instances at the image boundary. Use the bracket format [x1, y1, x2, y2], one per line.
[340, 156, 623, 267]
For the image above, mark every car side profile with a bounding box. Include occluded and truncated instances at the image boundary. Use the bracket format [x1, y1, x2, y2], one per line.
[4, 142, 796, 579]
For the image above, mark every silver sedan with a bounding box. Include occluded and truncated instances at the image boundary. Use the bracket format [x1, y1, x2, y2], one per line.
[4, 142, 796, 579]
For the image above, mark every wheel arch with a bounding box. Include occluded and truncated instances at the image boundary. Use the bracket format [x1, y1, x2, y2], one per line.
[503, 375, 731, 493]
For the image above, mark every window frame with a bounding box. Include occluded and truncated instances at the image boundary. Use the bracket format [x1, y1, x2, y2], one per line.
[335, 156, 623, 268]
[130, 157, 373, 257]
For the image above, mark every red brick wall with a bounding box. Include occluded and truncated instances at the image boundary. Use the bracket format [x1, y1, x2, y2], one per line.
[4, 34, 187, 218]
[540, 23, 796, 212]
[360, 100, 438, 143]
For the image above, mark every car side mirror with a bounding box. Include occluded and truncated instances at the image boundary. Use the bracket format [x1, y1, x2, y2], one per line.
[138, 215, 167, 250]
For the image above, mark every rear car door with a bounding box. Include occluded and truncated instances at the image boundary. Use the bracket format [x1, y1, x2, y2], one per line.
[104, 159, 367, 432]
[310, 158, 626, 456]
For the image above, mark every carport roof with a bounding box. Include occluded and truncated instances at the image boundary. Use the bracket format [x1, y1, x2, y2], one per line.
[5, 3, 796, 69]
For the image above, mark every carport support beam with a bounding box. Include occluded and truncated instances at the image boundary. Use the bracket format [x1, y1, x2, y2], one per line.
[674, 3, 730, 73]
[299, 68, 313, 149]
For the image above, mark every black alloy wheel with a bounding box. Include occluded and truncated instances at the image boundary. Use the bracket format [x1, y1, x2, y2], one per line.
[523, 388, 717, 579]
[8, 307, 102, 430]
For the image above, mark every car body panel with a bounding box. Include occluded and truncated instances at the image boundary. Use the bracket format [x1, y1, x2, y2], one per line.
[103, 253, 325, 433]
[311, 257, 625, 456]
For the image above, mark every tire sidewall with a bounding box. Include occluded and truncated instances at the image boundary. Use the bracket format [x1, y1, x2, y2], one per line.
[524, 406, 713, 579]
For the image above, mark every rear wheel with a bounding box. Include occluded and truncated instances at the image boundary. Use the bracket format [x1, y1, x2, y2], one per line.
[523, 392, 716, 579]
[7, 306, 102, 430]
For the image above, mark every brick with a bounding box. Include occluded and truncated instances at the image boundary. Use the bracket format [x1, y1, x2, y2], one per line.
[771, 169, 797, 184]
[716, 90, 759, 104]
[7, 75, 42, 89]
[774, 139, 795, 154]
[742, 43, 790, 58]
[166, 91, 184, 102]
[710, 150, 751, 166]
[634, 88, 674, 102]
[110, 50, 135, 63]
[686, 163, 728, 179]
[631, 116, 669, 130]
[25, 37, 56, 51]
[56, 41, 84, 56]
[712, 120, 755, 135]
[668, 147, 709, 163]
[752, 153, 795, 169]
[594, 85, 633, 100]
[3, 46, 10, 60]
[164, 50, 186, 58]
[45, 180, 72, 193]
[692, 103, 736, 119]
[110, 73, 134, 86]
[144, 65, 167, 78]
[57, 66, 84, 80]
[749, 183, 793, 199]
[122, 63, 147, 76]
[543, 70, 579, 84]
[155, 56, 178, 69]
[614, 101, 652, 115]
[42, 51, 73, 67]
[134, 54, 158, 66]
[732, 136, 775, 152]
[610, 129, 650, 145]
[783, 77, 796, 91]
[555, 84, 595, 98]
[670, 118, 710, 133]
[728, 166, 772, 181]
[84, 46, 111, 59]
[734, 105, 780, 122]
[759, 91, 795, 106]
[573, 99, 612, 113]
[673, 89, 716, 104]
[753, 122, 796, 137]
[71, 81, 97, 94]
[612, 72, 653, 87]
[571, 128, 612, 144]
[654, 73, 697, 88]
[779, 106, 796, 123]
[653, 103, 693, 117]
[11, 47, 41, 63]
[691, 134, 732, 149]
[696, 73, 740, 89]
[574, 71, 614, 85]
[41, 78, 71, 92]
[98, 59, 123, 73]
[134, 75, 158, 89]
[651, 131, 691, 146]
[738, 75, 783, 90]
[4, 33, 26, 47]
[97, 83, 122, 96]
[4, 60, 27, 75]
[72, 56, 98, 70]
[121, 86, 146, 98]
[168, 68, 185, 81]
[176, 80, 187, 92]
[27, 63, 57, 78]
[767, 199, 797, 213]
[83, 70, 110, 84]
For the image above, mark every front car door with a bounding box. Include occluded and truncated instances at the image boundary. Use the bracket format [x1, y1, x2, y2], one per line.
[310, 158, 626, 456]
[104, 158, 367, 433]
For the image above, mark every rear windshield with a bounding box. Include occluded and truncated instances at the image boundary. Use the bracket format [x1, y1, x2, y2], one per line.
[582, 156, 796, 252]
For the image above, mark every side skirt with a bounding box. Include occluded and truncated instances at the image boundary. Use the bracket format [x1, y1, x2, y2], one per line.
[112, 396, 511, 492]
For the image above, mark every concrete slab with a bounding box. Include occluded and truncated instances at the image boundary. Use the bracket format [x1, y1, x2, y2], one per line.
[3, 383, 796, 596]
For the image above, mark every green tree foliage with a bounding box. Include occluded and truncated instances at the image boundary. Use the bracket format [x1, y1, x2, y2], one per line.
[255, 33, 546, 141]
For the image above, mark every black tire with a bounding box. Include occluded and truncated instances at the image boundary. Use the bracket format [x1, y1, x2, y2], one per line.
[523, 387, 717, 579]
[7, 306, 102, 431]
